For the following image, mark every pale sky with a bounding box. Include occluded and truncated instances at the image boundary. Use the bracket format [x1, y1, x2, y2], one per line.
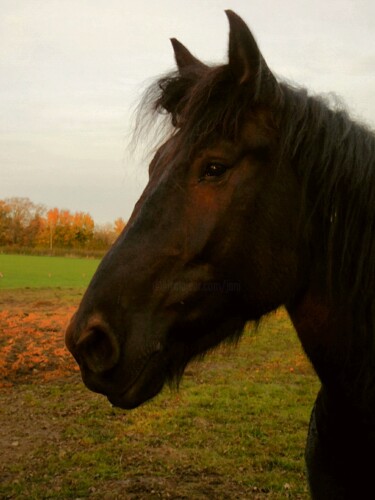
[1, 0, 374, 224]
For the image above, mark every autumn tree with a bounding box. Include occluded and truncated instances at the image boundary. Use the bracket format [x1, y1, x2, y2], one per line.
[3, 197, 45, 247]
[114, 217, 126, 236]
[72, 212, 94, 247]
[37, 208, 94, 249]
[0, 197, 125, 253]
[92, 223, 116, 250]
[0, 200, 11, 245]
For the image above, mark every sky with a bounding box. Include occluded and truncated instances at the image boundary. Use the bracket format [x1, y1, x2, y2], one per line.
[1, 0, 374, 224]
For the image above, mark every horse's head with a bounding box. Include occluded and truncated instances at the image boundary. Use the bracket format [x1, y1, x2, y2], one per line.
[65, 11, 309, 409]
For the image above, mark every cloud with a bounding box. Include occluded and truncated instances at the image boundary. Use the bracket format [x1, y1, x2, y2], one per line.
[1, 0, 374, 223]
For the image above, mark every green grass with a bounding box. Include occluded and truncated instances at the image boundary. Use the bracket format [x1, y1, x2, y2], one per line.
[0, 289, 320, 499]
[0, 254, 100, 289]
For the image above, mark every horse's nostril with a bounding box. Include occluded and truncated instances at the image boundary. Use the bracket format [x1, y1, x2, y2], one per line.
[76, 320, 120, 374]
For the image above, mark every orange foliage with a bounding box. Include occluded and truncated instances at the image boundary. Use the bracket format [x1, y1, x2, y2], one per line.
[0, 197, 124, 251]
[114, 217, 126, 236]
[37, 208, 95, 249]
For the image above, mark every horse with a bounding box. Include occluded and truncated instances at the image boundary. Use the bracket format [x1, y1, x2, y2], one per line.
[65, 10, 375, 499]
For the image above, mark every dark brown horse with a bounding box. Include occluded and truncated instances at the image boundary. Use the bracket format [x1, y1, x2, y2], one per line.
[66, 11, 375, 499]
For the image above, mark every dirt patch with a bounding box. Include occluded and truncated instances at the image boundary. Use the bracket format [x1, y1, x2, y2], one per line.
[0, 289, 79, 387]
[93, 470, 254, 499]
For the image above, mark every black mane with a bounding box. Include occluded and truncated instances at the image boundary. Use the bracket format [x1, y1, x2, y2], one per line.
[279, 85, 375, 390]
[281, 85, 375, 292]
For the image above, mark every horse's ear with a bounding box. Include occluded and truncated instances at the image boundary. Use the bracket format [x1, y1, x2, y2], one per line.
[170, 38, 207, 73]
[156, 39, 206, 123]
[225, 10, 277, 98]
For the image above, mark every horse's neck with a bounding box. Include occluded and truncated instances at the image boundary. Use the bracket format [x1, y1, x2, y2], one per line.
[287, 289, 375, 416]
[287, 290, 341, 354]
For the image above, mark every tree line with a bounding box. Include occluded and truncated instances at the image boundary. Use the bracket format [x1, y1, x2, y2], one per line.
[0, 197, 126, 255]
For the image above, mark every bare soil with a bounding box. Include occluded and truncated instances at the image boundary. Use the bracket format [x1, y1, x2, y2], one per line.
[0, 289, 80, 387]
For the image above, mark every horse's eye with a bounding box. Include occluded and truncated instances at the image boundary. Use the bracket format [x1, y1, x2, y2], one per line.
[203, 162, 229, 178]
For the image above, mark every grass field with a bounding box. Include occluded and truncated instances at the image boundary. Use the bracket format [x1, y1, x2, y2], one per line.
[0, 253, 100, 289]
[0, 258, 320, 498]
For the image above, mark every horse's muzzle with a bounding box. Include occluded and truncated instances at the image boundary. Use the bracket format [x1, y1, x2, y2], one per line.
[65, 313, 120, 374]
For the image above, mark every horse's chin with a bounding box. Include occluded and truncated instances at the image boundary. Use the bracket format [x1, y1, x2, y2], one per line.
[106, 354, 167, 410]
[107, 376, 165, 410]
[78, 349, 168, 410]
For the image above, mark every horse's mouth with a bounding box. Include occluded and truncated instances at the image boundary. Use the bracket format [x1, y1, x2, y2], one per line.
[105, 352, 167, 410]
[107, 378, 165, 409]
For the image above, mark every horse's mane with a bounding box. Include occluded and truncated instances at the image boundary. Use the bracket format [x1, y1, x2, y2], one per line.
[281, 83, 375, 295]
[280, 85, 375, 382]
[139, 62, 375, 361]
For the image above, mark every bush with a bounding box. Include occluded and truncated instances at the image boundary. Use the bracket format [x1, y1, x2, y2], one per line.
[0, 246, 106, 259]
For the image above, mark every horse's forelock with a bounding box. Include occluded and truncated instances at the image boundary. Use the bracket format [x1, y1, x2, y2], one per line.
[137, 63, 271, 156]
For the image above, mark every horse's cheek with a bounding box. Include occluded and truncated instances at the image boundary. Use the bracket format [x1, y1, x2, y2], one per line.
[183, 188, 223, 253]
